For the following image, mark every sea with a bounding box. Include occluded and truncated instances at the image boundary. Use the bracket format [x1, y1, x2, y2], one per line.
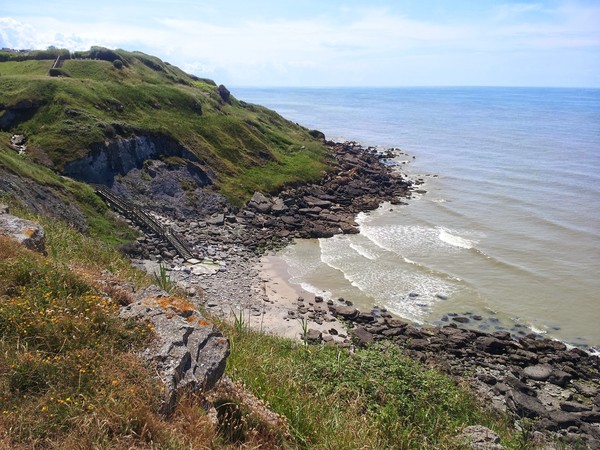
[232, 87, 600, 351]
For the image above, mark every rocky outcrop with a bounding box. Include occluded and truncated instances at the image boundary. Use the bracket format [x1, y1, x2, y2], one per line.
[0, 207, 46, 254]
[119, 286, 229, 414]
[63, 134, 213, 186]
[0, 99, 42, 130]
[0, 167, 89, 231]
[238, 141, 411, 245]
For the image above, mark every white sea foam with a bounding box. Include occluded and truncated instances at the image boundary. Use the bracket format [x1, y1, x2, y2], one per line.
[349, 242, 378, 260]
[298, 282, 332, 300]
[437, 228, 475, 249]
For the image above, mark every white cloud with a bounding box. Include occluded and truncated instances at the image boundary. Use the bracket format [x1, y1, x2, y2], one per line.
[1, 1, 599, 86]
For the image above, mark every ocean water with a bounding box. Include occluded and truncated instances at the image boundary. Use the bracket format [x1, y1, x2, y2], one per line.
[233, 87, 600, 349]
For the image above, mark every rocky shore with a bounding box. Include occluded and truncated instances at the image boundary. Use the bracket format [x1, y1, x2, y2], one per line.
[111, 141, 599, 449]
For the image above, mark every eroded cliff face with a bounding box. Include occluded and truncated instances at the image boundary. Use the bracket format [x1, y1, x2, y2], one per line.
[63, 134, 213, 186]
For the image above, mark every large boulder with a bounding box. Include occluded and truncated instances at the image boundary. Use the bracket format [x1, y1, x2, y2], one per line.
[0, 209, 46, 254]
[247, 192, 274, 214]
[119, 291, 229, 414]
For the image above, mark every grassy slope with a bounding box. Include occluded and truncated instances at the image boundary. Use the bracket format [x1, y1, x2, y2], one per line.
[0, 222, 528, 449]
[0, 49, 329, 203]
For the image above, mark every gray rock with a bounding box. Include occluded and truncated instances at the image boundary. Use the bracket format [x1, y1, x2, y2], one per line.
[352, 327, 375, 346]
[560, 401, 592, 413]
[119, 296, 229, 414]
[549, 369, 572, 387]
[333, 305, 359, 319]
[306, 328, 322, 343]
[524, 364, 553, 381]
[0, 213, 46, 254]
[506, 390, 547, 419]
[248, 192, 273, 213]
[475, 336, 508, 354]
[457, 425, 504, 450]
[207, 214, 225, 226]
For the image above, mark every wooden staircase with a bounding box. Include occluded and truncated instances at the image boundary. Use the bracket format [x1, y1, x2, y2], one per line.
[94, 185, 195, 261]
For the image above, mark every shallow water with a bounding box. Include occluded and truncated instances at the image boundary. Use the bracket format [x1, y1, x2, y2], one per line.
[233, 87, 600, 348]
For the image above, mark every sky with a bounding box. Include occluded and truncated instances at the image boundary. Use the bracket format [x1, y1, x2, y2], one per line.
[1, 0, 599, 87]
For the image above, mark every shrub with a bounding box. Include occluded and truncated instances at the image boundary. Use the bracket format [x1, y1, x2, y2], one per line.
[113, 59, 123, 69]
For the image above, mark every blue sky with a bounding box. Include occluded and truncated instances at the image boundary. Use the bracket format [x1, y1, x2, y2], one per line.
[1, 0, 599, 87]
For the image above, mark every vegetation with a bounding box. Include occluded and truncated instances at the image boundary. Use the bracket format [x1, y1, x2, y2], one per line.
[0, 208, 530, 449]
[0, 47, 530, 449]
[0, 47, 330, 203]
[225, 325, 528, 450]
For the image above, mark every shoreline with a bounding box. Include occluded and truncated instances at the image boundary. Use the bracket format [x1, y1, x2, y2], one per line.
[124, 139, 600, 447]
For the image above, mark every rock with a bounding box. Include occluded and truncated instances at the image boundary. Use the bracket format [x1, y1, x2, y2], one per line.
[0, 213, 46, 254]
[524, 364, 553, 381]
[475, 336, 509, 354]
[548, 410, 582, 429]
[217, 84, 231, 102]
[306, 329, 322, 343]
[119, 296, 229, 414]
[548, 369, 573, 387]
[247, 192, 273, 213]
[506, 390, 547, 419]
[207, 214, 225, 226]
[0, 204, 8, 214]
[452, 316, 470, 324]
[477, 373, 498, 385]
[457, 425, 505, 450]
[332, 305, 359, 319]
[352, 327, 375, 346]
[581, 411, 600, 423]
[560, 401, 592, 413]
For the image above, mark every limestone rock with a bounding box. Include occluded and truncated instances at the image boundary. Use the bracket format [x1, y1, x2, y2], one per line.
[457, 425, 504, 450]
[119, 294, 229, 414]
[524, 364, 553, 381]
[0, 212, 46, 254]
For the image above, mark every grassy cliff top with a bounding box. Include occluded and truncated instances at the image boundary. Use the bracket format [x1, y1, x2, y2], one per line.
[0, 47, 329, 202]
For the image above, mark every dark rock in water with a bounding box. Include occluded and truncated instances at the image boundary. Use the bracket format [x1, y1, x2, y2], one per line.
[441, 315, 449, 322]
[453, 316, 470, 324]
[524, 364, 553, 381]
[435, 294, 448, 300]
[472, 315, 483, 321]
[408, 292, 419, 298]
[314, 296, 324, 303]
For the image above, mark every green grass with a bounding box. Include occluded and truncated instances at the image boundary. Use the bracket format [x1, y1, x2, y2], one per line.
[0, 236, 159, 448]
[0, 48, 329, 204]
[225, 325, 529, 450]
[0, 143, 139, 247]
